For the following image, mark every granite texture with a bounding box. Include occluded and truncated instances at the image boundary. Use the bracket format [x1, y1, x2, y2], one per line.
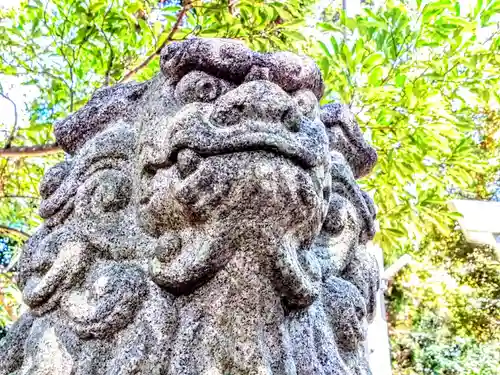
[0, 38, 379, 375]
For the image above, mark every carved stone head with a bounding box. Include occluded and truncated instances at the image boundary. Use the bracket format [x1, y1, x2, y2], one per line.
[1, 38, 379, 375]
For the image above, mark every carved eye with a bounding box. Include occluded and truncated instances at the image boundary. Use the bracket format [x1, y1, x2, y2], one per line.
[195, 78, 218, 101]
[292, 89, 319, 119]
[175, 71, 231, 105]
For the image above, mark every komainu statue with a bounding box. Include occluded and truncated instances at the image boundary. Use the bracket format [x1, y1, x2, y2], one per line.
[0, 38, 380, 375]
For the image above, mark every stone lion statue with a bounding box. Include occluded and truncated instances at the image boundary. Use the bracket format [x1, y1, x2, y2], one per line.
[0, 38, 379, 375]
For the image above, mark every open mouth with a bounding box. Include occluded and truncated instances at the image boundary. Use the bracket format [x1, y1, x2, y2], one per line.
[139, 139, 321, 208]
[139, 111, 330, 211]
[166, 132, 321, 172]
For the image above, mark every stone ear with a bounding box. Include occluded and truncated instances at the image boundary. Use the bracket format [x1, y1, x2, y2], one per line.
[321, 103, 377, 178]
[54, 81, 148, 154]
[39, 161, 70, 200]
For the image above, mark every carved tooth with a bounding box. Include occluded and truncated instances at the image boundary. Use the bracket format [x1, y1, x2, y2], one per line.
[177, 149, 202, 178]
[155, 233, 182, 263]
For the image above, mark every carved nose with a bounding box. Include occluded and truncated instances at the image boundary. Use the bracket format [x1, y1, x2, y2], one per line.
[210, 80, 301, 132]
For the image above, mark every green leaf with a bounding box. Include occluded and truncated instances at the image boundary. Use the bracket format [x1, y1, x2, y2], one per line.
[318, 22, 342, 33]
[330, 36, 339, 54]
[363, 53, 384, 70]
[318, 40, 331, 58]
[283, 30, 306, 42]
[395, 74, 407, 87]
[368, 66, 383, 85]
[441, 16, 474, 31]
[474, 0, 484, 17]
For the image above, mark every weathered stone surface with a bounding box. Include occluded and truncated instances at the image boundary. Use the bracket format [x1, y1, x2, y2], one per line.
[0, 38, 379, 375]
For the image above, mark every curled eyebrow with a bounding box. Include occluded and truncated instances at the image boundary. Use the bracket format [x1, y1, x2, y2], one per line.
[160, 37, 324, 99]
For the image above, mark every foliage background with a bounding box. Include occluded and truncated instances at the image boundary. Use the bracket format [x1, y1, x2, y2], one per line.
[0, 0, 499, 373]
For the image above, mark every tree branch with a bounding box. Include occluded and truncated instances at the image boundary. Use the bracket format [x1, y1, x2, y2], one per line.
[98, 27, 115, 86]
[0, 195, 40, 200]
[119, 3, 190, 83]
[0, 225, 29, 239]
[0, 92, 18, 149]
[43, 0, 76, 112]
[0, 143, 62, 158]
